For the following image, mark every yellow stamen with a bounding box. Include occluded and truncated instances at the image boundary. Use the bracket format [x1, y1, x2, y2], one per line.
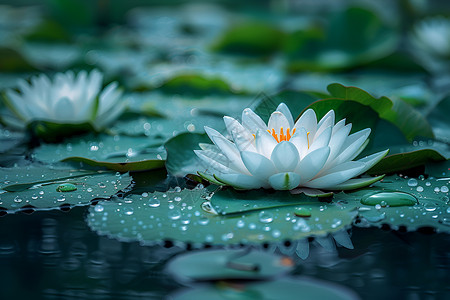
[307, 131, 310, 148]
[267, 127, 297, 143]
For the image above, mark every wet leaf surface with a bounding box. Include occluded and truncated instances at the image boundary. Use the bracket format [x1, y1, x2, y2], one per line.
[0, 165, 131, 213]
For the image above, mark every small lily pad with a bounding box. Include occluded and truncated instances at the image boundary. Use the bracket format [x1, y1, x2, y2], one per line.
[166, 249, 294, 283]
[170, 277, 360, 300]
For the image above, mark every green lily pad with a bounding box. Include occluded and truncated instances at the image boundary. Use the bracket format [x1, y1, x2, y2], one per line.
[27, 120, 97, 143]
[368, 148, 447, 175]
[210, 188, 327, 215]
[32, 134, 166, 172]
[111, 92, 248, 137]
[353, 175, 450, 233]
[285, 7, 397, 71]
[170, 277, 360, 300]
[324, 83, 434, 142]
[165, 133, 211, 177]
[129, 58, 284, 95]
[166, 249, 295, 283]
[87, 187, 358, 246]
[211, 21, 284, 56]
[0, 165, 131, 213]
[0, 47, 37, 72]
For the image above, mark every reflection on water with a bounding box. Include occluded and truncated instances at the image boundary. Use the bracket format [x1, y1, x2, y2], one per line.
[0, 207, 448, 299]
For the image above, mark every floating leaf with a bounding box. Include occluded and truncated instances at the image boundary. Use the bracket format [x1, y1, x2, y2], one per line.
[159, 74, 234, 96]
[0, 165, 131, 213]
[212, 21, 284, 56]
[285, 7, 398, 71]
[353, 175, 450, 233]
[33, 134, 166, 172]
[170, 277, 360, 300]
[27, 120, 96, 143]
[87, 187, 358, 246]
[166, 249, 294, 283]
[0, 47, 37, 72]
[165, 133, 210, 177]
[111, 92, 247, 137]
[325, 83, 434, 141]
[368, 148, 447, 175]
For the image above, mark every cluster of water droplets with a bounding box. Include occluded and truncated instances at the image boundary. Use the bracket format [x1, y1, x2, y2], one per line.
[357, 174, 449, 230]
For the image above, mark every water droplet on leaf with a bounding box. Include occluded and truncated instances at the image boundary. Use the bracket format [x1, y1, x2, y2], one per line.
[361, 192, 417, 207]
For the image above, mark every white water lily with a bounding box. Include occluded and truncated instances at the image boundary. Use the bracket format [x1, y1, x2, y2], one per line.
[411, 16, 450, 58]
[2, 69, 125, 130]
[195, 103, 388, 192]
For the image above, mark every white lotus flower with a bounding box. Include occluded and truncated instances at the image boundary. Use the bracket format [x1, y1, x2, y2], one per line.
[2, 69, 125, 130]
[411, 16, 450, 58]
[195, 103, 388, 192]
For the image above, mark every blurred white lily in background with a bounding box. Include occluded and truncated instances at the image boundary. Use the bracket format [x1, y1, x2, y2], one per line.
[195, 103, 388, 192]
[2, 69, 125, 130]
[411, 16, 450, 58]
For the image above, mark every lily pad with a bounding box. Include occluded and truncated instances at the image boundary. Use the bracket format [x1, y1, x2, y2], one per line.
[211, 21, 284, 56]
[166, 249, 294, 283]
[111, 92, 248, 137]
[324, 83, 434, 142]
[284, 7, 397, 71]
[165, 133, 211, 177]
[87, 187, 358, 246]
[170, 277, 360, 300]
[353, 175, 450, 233]
[32, 134, 166, 172]
[367, 148, 447, 175]
[0, 165, 131, 213]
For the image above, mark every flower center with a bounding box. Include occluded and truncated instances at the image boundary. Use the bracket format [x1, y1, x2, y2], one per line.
[268, 127, 296, 143]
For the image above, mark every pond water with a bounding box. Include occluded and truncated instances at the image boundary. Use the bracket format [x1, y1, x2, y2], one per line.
[0, 206, 449, 299]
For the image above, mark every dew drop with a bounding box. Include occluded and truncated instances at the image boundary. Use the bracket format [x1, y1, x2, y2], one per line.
[236, 220, 245, 228]
[13, 196, 22, 203]
[168, 208, 181, 220]
[148, 197, 160, 208]
[258, 211, 274, 223]
[407, 178, 418, 187]
[441, 186, 449, 193]
[361, 192, 417, 207]
[434, 187, 440, 193]
[174, 196, 182, 202]
[331, 218, 342, 228]
[94, 205, 104, 212]
[98, 183, 106, 188]
[123, 207, 134, 215]
[439, 217, 450, 227]
[87, 187, 93, 193]
[416, 186, 424, 192]
[197, 217, 209, 225]
[272, 229, 281, 238]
